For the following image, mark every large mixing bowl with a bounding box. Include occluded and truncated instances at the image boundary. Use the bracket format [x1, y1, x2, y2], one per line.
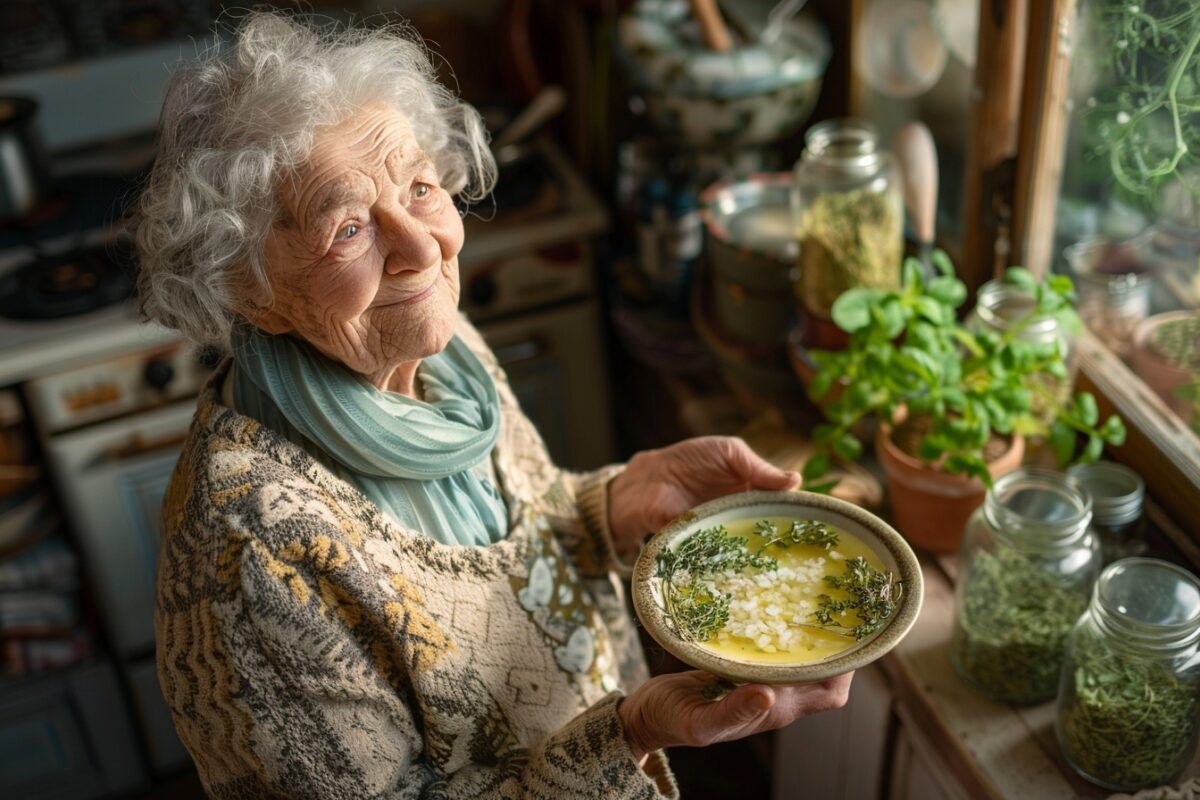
[618, 0, 830, 147]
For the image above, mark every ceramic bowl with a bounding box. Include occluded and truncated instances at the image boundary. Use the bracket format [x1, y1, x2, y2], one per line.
[617, 2, 830, 146]
[633, 490, 923, 684]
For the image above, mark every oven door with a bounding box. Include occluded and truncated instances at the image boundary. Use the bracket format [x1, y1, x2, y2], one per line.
[40, 399, 195, 660]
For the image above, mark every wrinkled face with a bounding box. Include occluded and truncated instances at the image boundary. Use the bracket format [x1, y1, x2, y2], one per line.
[248, 105, 464, 393]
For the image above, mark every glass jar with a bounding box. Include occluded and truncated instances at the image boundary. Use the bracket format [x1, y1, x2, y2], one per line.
[951, 467, 1100, 705]
[1063, 234, 1153, 359]
[1066, 461, 1146, 565]
[966, 280, 1076, 425]
[1056, 558, 1200, 792]
[791, 119, 903, 318]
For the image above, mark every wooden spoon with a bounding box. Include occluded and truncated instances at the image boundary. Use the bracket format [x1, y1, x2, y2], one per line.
[689, 0, 734, 52]
[891, 121, 939, 268]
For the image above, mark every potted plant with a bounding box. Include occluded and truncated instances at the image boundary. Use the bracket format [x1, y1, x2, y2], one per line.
[1132, 310, 1200, 421]
[801, 252, 1126, 552]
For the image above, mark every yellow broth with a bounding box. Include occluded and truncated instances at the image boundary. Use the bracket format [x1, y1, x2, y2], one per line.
[695, 517, 887, 665]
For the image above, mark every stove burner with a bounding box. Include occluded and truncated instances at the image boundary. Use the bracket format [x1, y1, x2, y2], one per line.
[0, 242, 135, 320]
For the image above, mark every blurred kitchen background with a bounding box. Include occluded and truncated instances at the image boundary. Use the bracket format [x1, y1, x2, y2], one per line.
[0, 0, 1197, 798]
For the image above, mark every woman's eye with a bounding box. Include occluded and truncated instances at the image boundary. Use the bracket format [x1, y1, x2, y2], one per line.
[336, 223, 360, 240]
[413, 183, 431, 199]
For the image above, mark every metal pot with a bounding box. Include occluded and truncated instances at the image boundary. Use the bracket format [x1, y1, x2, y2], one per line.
[0, 97, 53, 225]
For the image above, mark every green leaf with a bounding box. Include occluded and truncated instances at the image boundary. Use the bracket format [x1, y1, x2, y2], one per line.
[901, 347, 943, 385]
[1050, 420, 1076, 466]
[1081, 434, 1105, 463]
[803, 453, 832, 481]
[848, 380, 875, 409]
[875, 299, 907, 339]
[1047, 274, 1075, 298]
[809, 370, 835, 400]
[927, 276, 968, 309]
[833, 433, 864, 461]
[1074, 392, 1099, 427]
[813, 424, 837, 444]
[902, 257, 924, 291]
[914, 296, 948, 325]
[1004, 267, 1037, 292]
[930, 248, 955, 277]
[1100, 415, 1127, 446]
[831, 289, 881, 333]
[919, 437, 946, 461]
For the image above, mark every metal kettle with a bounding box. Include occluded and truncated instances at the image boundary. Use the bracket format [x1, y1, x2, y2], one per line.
[0, 96, 53, 225]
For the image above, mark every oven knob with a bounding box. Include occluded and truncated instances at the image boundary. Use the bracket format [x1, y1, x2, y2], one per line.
[144, 358, 176, 392]
[468, 273, 497, 307]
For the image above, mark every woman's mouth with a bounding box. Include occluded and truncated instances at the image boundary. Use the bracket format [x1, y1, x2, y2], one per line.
[396, 280, 437, 306]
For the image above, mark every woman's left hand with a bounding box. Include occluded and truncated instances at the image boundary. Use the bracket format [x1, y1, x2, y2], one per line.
[607, 436, 801, 559]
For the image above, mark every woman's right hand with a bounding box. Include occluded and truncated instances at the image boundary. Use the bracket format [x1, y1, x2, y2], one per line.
[617, 670, 854, 762]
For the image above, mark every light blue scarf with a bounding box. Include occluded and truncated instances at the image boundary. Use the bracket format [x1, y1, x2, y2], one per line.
[230, 324, 508, 547]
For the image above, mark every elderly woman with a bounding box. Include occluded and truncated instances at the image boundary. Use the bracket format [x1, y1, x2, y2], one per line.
[139, 12, 851, 800]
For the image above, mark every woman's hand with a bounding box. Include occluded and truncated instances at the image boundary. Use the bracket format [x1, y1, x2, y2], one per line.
[618, 671, 854, 762]
[607, 436, 801, 558]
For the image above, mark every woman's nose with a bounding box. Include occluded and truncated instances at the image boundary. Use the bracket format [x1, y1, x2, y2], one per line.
[377, 205, 442, 275]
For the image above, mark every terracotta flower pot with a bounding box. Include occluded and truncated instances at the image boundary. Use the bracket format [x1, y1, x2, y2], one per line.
[1132, 310, 1199, 423]
[876, 421, 1025, 554]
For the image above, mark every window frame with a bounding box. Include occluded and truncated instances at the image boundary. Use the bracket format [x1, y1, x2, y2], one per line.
[1006, 0, 1200, 536]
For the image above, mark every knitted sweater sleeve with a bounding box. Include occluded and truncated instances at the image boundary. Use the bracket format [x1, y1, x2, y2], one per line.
[164, 509, 676, 800]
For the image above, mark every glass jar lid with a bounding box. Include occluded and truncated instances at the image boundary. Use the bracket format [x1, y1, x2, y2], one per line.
[984, 467, 1093, 550]
[1067, 461, 1145, 527]
[800, 118, 884, 177]
[972, 281, 1063, 344]
[1093, 558, 1200, 649]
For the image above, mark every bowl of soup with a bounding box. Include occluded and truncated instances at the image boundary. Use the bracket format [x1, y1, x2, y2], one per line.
[632, 490, 923, 684]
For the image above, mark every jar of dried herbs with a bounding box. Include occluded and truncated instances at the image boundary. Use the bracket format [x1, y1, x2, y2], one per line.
[791, 119, 903, 318]
[1056, 558, 1200, 792]
[966, 280, 1076, 425]
[952, 467, 1100, 705]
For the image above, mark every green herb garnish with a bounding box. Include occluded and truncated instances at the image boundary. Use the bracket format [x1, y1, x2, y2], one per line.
[952, 548, 1088, 705]
[1059, 632, 1200, 791]
[753, 519, 841, 551]
[654, 524, 776, 642]
[811, 556, 902, 641]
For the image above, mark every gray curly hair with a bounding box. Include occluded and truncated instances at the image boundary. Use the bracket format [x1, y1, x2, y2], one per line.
[133, 11, 496, 349]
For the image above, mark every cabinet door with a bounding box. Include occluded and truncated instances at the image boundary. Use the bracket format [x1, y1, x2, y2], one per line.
[0, 659, 146, 800]
[772, 663, 892, 800]
[887, 706, 974, 800]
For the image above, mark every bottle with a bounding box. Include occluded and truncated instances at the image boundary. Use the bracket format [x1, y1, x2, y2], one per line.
[1066, 461, 1146, 565]
[966, 280, 1076, 425]
[791, 119, 903, 321]
[1056, 557, 1200, 792]
[951, 467, 1101, 705]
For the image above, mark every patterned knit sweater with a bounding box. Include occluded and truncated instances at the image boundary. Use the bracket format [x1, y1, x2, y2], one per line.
[155, 319, 678, 799]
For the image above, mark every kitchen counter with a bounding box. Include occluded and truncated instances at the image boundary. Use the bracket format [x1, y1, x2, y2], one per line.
[879, 557, 1200, 799]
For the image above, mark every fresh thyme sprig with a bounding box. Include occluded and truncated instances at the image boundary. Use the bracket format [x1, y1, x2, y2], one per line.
[811, 557, 903, 641]
[753, 519, 840, 552]
[654, 525, 775, 641]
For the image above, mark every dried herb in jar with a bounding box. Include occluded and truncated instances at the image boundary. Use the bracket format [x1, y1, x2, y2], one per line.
[1059, 633, 1200, 790]
[1152, 315, 1200, 371]
[952, 548, 1088, 705]
[797, 185, 902, 317]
